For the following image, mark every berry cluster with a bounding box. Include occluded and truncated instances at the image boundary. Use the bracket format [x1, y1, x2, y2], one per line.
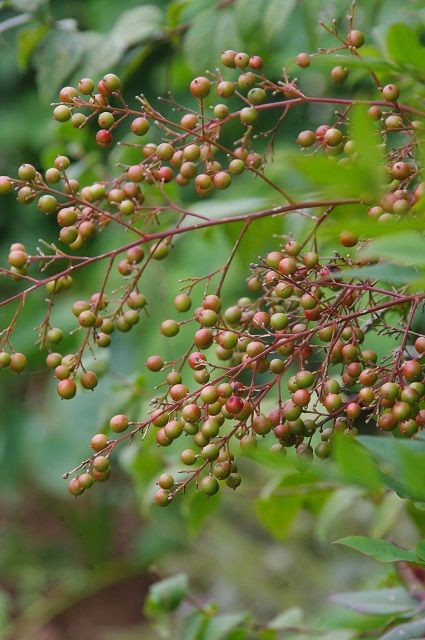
[1, 8, 425, 502]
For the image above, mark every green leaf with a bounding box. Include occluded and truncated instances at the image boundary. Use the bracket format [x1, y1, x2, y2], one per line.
[334, 536, 420, 564]
[256, 495, 303, 540]
[316, 488, 364, 542]
[331, 588, 417, 615]
[415, 541, 425, 562]
[361, 232, 425, 266]
[263, 0, 297, 41]
[386, 23, 425, 74]
[370, 493, 405, 540]
[268, 606, 303, 630]
[333, 434, 381, 490]
[17, 24, 50, 70]
[349, 104, 383, 199]
[333, 263, 419, 285]
[75, 31, 124, 80]
[144, 573, 189, 615]
[183, 7, 242, 71]
[292, 153, 373, 199]
[111, 5, 164, 48]
[204, 613, 249, 640]
[10, 0, 46, 10]
[34, 29, 86, 100]
[182, 491, 220, 537]
[177, 610, 209, 640]
[380, 617, 425, 640]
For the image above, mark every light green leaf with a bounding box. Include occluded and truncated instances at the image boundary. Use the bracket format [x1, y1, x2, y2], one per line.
[386, 23, 425, 74]
[182, 491, 220, 537]
[370, 493, 405, 540]
[268, 606, 303, 630]
[263, 0, 297, 40]
[177, 610, 209, 640]
[183, 7, 242, 71]
[415, 541, 425, 562]
[350, 104, 383, 199]
[256, 495, 303, 540]
[34, 28, 85, 99]
[333, 264, 419, 285]
[331, 588, 416, 615]
[317, 488, 364, 542]
[333, 434, 381, 490]
[111, 5, 164, 48]
[144, 573, 189, 615]
[361, 232, 425, 266]
[334, 536, 420, 564]
[17, 24, 50, 70]
[204, 613, 249, 640]
[380, 617, 425, 640]
[75, 31, 125, 79]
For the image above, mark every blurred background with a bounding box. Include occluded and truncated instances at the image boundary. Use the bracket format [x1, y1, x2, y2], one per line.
[0, 0, 424, 638]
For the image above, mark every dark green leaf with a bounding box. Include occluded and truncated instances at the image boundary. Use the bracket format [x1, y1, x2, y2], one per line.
[34, 29, 85, 99]
[182, 491, 220, 537]
[17, 24, 49, 70]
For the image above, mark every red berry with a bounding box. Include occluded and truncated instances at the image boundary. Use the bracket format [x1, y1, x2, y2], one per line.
[96, 129, 112, 147]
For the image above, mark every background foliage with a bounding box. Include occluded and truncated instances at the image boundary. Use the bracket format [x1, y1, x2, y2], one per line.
[1, 0, 425, 638]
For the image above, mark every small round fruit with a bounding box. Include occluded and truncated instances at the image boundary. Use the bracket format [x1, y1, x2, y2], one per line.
[200, 475, 219, 496]
[57, 378, 77, 399]
[382, 84, 400, 101]
[296, 52, 310, 68]
[189, 76, 211, 99]
[96, 129, 113, 147]
[110, 414, 129, 433]
[9, 352, 27, 372]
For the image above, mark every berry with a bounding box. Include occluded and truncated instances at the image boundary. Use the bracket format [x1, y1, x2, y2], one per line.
[382, 84, 400, 101]
[339, 230, 359, 247]
[200, 475, 219, 496]
[53, 105, 71, 122]
[131, 117, 150, 136]
[146, 355, 164, 372]
[57, 378, 77, 399]
[78, 77, 95, 94]
[9, 352, 27, 372]
[189, 76, 211, 99]
[160, 319, 180, 337]
[330, 66, 348, 82]
[96, 129, 113, 147]
[347, 30, 365, 48]
[296, 52, 311, 68]
[91, 434, 108, 451]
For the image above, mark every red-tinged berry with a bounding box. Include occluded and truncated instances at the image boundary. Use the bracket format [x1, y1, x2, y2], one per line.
[296, 52, 311, 68]
[91, 433, 108, 451]
[96, 129, 113, 147]
[190, 76, 211, 99]
[57, 378, 77, 399]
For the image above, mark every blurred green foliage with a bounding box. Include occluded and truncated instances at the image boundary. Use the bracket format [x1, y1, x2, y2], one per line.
[1, 0, 425, 639]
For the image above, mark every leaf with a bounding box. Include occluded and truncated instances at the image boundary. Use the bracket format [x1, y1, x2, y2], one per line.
[350, 104, 384, 199]
[331, 588, 417, 615]
[177, 610, 209, 640]
[256, 495, 303, 540]
[333, 263, 419, 285]
[263, 0, 297, 40]
[415, 541, 425, 562]
[316, 488, 364, 542]
[333, 434, 381, 490]
[10, 0, 46, 10]
[75, 31, 124, 80]
[204, 613, 249, 640]
[183, 7, 242, 71]
[380, 617, 425, 640]
[111, 5, 164, 48]
[182, 491, 220, 537]
[268, 606, 303, 630]
[361, 232, 425, 266]
[144, 573, 188, 615]
[386, 23, 425, 74]
[334, 536, 420, 564]
[17, 24, 50, 70]
[370, 493, 405, 540]
[34, 29, 86, 99]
